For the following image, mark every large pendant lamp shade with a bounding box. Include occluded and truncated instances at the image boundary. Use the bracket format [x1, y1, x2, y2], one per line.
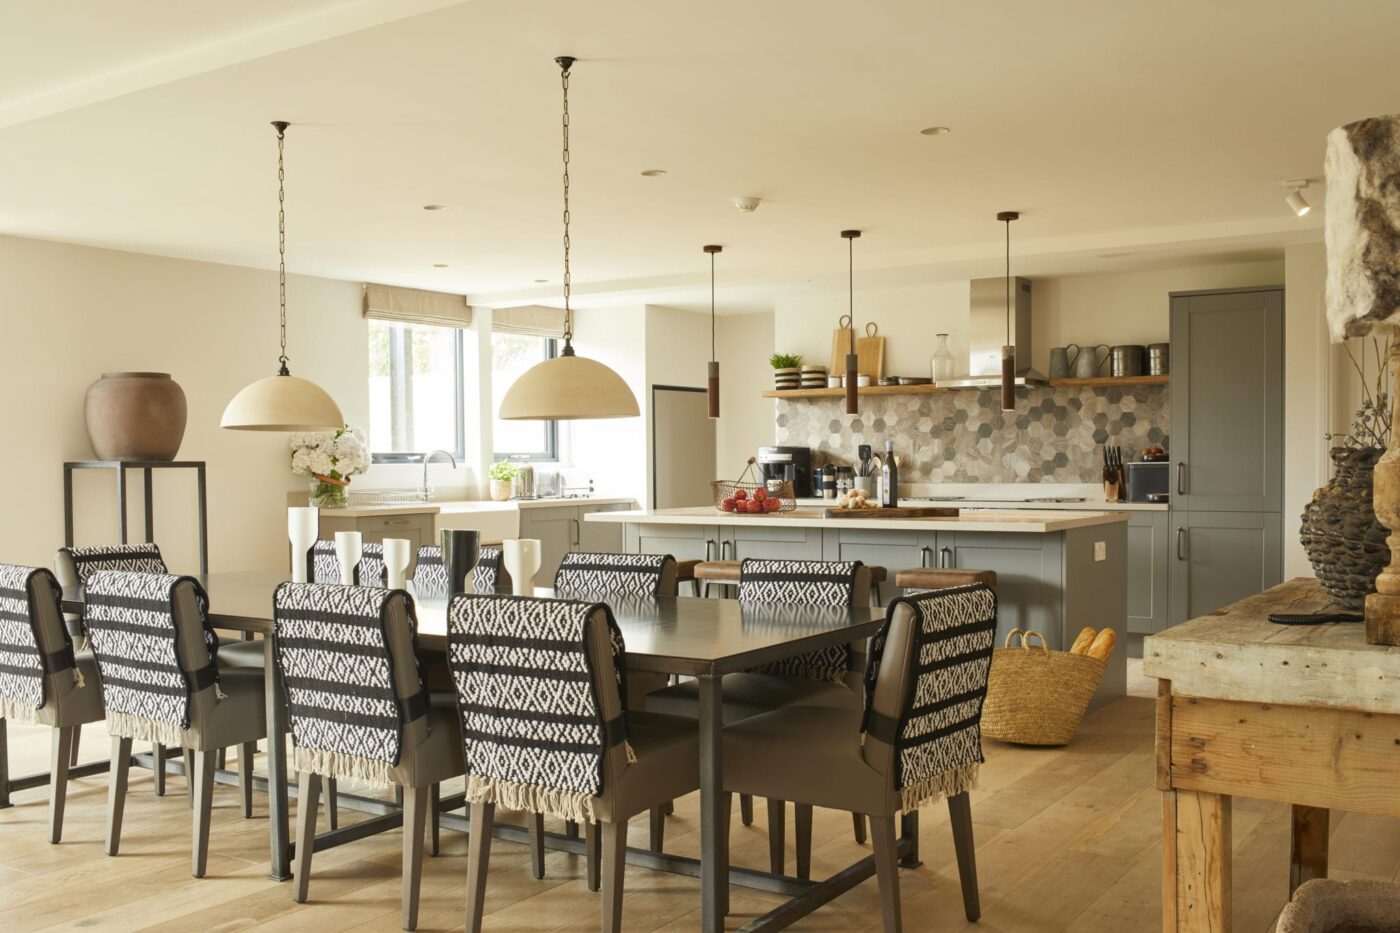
[498, 57, 639, 421]
[221, 121, 344, 431]
[997, 211, 1020, 413]
[705, 244, 722, 419]
[841, 230, 862, 416]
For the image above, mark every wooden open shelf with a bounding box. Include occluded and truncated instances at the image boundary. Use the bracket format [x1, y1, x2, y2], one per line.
[761, 374, 1169, 399]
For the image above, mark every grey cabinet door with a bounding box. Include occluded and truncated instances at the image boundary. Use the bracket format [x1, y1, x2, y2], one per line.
[1169, 510, 1283, 625]
[518, 508, 575, 589]
[722, 523, 824, 562]
[822, 528, 931, 577]
[626, 522, 720, 562]
[940, 531, 1062, 648]
[576, 503, 629, 553]
[1170, 287, 1284, 512]
[1126, 511, 1171, 635]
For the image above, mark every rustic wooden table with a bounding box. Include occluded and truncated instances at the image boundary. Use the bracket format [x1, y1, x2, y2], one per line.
[1144, 577, 1400, 932]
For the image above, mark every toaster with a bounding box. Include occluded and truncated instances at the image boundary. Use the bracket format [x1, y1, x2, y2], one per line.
[1126, 462, 1170, 503]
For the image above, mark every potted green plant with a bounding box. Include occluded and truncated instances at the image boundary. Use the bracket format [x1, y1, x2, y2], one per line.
[770, 353, 803, 391]
[489, 461, 521, 501]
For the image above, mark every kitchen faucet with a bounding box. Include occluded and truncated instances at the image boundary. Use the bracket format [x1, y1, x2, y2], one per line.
[420, 449, 457, 501]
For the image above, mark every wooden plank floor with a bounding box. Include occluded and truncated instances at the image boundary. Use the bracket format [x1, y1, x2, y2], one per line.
[3, 694, 1400, 931]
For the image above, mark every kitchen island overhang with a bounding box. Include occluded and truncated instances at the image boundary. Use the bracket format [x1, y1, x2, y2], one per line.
[588, 506, 1129, 710]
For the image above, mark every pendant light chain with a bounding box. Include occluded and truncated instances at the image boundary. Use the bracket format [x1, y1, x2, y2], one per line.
[275, 121, 289, 376]
[559, 58, 573, 347]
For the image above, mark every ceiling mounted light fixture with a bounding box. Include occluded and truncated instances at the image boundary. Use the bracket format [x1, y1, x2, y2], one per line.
[1285, 179, 1311, 217]
[920, 126, 951, 136]
[422, 204, 446, 211]
[498, 57, 640, 422]
[842, 229, 862, 416]
[734, 196, 761, 213]
[640, 169, 668, 177]
[704, 244, 723, 419]
[221, 122, 344, 432]
[998, 211, 1020, 413]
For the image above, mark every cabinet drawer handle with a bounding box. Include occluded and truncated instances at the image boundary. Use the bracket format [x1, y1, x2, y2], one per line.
[721, 540, 731, 560]
[705, 538, 716, 561]
[1176, 527, 1187, 560]
[919, 546, 933, 568]
[939, 547, 953, 569]
[571, 517, 580, 546]
[1176, 461, 1186, 495]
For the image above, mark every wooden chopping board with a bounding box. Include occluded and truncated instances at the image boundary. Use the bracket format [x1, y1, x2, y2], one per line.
[823, 506, 961, 519]
[830, 315, 853, 373]
[856, 323, 885, 379]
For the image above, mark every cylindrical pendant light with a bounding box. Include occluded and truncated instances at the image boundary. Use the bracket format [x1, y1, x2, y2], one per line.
[704, 244, 722, 419]
[498, 57, 640, 421]
[997, 211, 1020, 413]
[841, 230, 862, 415]
[221, 122, 344, 431]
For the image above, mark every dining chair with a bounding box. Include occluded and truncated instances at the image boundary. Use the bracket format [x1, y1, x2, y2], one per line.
[447, 594, 701, 933]
[274, 582, 462, 932]
[0, 562, 105, 842]
[310, 539, 386, 585]
[409, 544, 512, 599]
[645, 558, 871, 862]
[83, 570, 267, 877]
[55, 544, 262, 789]
[721, 584, 997, 931]
[553, 551, 678, 599]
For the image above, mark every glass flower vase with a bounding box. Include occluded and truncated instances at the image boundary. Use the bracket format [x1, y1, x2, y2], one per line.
[309, 476, 349, 508]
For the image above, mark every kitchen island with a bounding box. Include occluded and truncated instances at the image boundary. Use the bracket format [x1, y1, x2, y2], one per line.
[588, 505, 1129, 708]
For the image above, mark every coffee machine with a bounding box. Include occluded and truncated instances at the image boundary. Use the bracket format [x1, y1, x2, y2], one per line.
[757, 446, 813, 498]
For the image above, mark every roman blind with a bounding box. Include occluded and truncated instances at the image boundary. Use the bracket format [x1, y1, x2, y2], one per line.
[490, 305, 567, 338]
[363, 283, 473, 329]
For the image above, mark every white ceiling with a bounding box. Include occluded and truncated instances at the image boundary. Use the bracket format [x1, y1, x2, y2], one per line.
[0, 0, 1389, 313]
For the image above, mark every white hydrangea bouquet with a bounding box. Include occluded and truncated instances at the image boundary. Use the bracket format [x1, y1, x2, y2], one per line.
[290, 427, 370, 508]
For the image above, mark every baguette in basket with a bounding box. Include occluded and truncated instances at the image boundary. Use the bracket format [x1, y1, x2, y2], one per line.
[980, 627, 1110, 746]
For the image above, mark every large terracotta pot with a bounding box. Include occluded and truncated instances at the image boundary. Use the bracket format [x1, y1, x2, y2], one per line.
[84, 372, 188, 461]
[1300, 447, 1390, 609]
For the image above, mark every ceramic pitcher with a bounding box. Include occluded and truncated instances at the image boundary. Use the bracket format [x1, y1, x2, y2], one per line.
[1048, 344, 1080, 379]
[1074, 344, 1110, 378]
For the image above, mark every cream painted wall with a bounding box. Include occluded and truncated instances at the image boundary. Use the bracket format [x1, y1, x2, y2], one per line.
[1283, 242, 1335, 578]
[0, 233, 470, 574]
[715, 312, 776, 475]
[561, 305, 648, 499]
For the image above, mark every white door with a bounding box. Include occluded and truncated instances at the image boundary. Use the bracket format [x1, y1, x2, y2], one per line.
[652, 387, 717, 509]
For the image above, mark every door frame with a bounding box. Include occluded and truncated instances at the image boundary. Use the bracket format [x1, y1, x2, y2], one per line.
[650, 384, 712, 510]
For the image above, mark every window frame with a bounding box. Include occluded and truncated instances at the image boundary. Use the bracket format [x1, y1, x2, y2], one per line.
[369, 323, 468, 465]
[492, 335, 560, 463]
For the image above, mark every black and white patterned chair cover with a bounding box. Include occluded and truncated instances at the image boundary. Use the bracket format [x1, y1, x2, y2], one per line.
[0, 563, 79, 721]
[84, 570, 221, 747]
[862, 584, 996, 810]
[60, 543, 167, 582]
[739, 558, 862, 682]
[447, 594, 631, 823]
[553, 552, 670, 598]
[309, 540, 386, 585]
[411, 545, 448, 599]
[311, 541, 344, 584]
[273, 582, 428, 784]
[473, 546, 504, 594]
[359, 543, 386, 586]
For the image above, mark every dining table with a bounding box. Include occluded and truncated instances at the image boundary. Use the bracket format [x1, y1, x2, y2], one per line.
[63, 570, 898, 933]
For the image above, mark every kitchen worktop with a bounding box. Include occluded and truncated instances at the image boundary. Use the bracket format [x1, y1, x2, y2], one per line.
[587, 506, 1128, 534]
[798, 482, 1168, 511]
[315, 496, 637, 518]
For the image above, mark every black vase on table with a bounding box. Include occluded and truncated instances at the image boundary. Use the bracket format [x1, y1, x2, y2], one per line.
[1300, 447, 1390, 609]
[440, 529, 481, 598]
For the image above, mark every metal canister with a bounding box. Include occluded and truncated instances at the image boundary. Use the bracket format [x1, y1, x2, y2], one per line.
[1110, 345, 1146, 378]
[1148, 343, 1170, 375]
[820, 464, 837, 499]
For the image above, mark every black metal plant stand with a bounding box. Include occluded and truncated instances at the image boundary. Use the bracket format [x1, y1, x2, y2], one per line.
[63, 460, 208, 574]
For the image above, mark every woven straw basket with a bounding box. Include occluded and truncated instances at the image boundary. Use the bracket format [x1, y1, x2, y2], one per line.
[981, 629, 1106, 746]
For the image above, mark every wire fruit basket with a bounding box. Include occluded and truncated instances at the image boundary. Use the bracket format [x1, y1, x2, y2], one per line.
[711, 457, 797, 514]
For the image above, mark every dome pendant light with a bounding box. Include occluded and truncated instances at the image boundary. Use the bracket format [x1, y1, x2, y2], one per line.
[841, 230, 862, 416]
[997, 211, 1020, 413]
[498, 57, 640, 421]
[704, 244, 723, 419]
[221, 122, 344, 431]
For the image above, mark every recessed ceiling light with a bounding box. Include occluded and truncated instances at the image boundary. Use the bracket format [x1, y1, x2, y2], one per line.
[432, 263, 449, 268]
[640, 169, 668, 177]
[1096, 252, 1132, 260]
[534, 278, 548, 283]
[422, 204, 446, 211]
[919, 126, 951, 136]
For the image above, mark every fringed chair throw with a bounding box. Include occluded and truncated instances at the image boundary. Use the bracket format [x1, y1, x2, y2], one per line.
[273, 583, 426, 784]
[412, 545, 448, 599]
[61, 543, 167, 581]
[553, 552, 670, 598]
[863, 584, 996, 811]
[84, 570, 220, 747]
[473, 546, 504, 594]
[448, 595, 630, 824]
[740, 558, 862, 683]
[311, 540, 384, 585]
[0, 563, 78, 721]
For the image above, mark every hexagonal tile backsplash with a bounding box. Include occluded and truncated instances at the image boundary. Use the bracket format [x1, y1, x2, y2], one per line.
[775, 385, 1169, 483]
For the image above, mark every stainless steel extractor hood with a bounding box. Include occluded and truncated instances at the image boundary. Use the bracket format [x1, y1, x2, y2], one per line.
[937, 276, 1047, 388]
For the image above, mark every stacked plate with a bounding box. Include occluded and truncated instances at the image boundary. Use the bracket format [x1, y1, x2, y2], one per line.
[800, 365, 828, 389]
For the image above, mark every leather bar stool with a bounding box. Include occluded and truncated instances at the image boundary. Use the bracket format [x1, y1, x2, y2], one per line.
[693, 560, 740, 598]
[894, 568, 997, 592]
[674, 559, 700, 596]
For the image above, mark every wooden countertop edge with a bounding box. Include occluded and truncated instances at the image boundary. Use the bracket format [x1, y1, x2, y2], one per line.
[584, 508, 1129, 533]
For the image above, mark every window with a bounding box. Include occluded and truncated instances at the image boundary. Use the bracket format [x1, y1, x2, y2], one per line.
[492, 332, 558, 461]
[368, 320, 465, 461]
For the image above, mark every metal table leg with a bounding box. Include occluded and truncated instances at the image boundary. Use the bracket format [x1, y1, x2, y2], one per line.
[698, 673, 727, 932]
[264, 633, 291, 881]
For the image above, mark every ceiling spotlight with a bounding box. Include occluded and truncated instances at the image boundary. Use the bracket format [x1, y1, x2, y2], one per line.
[734, 196, 761, 213]
[422, 204, 446, 211]
[640, 169, 668, 177]
[1284, 180, 1311, 217]
[920, 126, 951, 136]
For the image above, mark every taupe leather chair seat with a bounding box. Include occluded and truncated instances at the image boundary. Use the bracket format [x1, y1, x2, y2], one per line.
[35, 651, 103, 729]
[590, 710, 698, 822]
[216, 639, 266, 668]
[894, 568, 997, 590]
[187, 665, 265, 752]
[389, 706, 465, 789]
